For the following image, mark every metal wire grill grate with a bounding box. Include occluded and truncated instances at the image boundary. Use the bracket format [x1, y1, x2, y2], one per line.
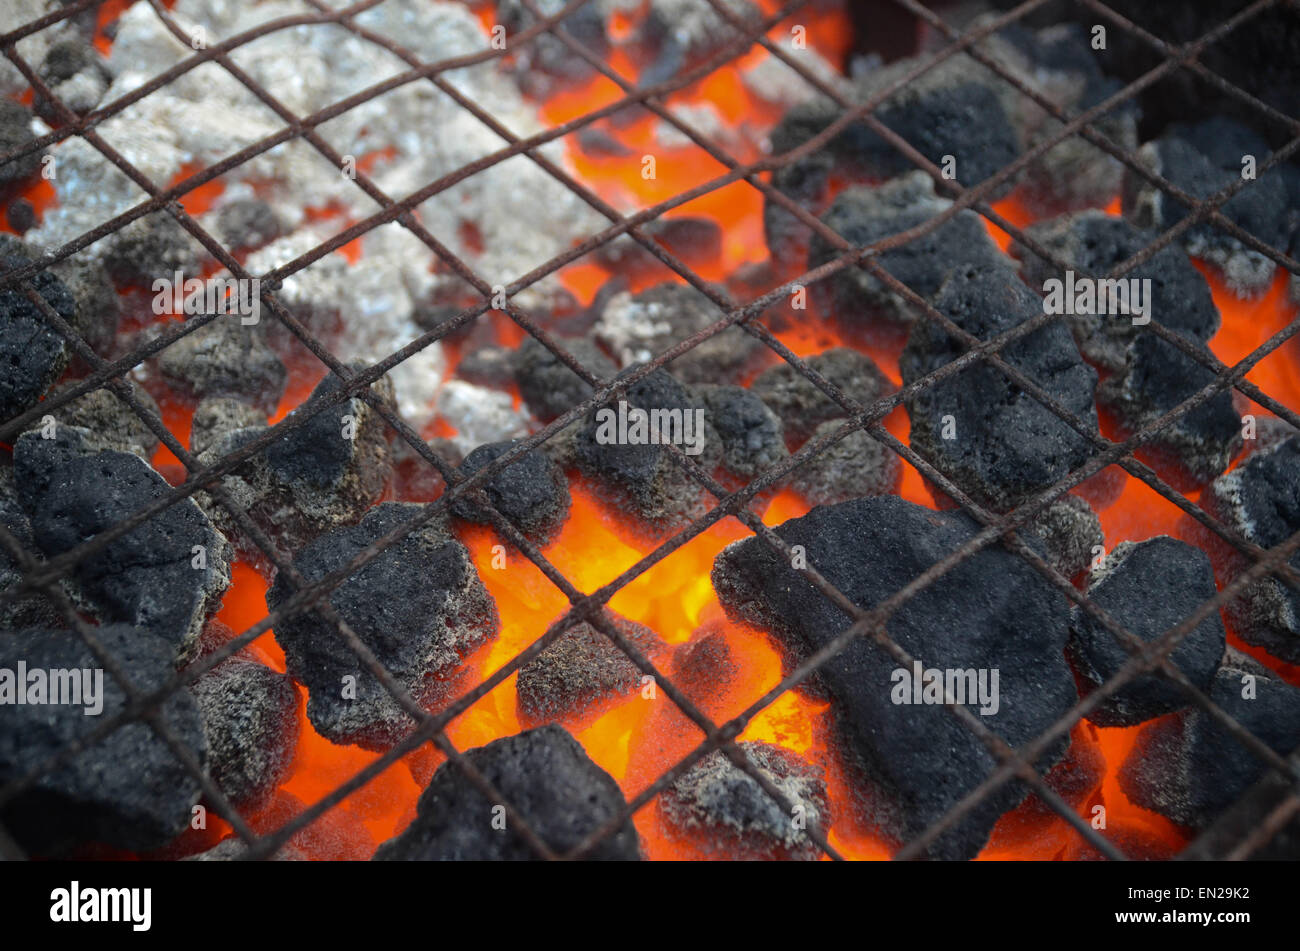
[0, 0, 1297, 862]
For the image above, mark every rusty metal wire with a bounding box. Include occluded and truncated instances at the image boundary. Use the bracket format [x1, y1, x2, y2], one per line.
[0, 0, 1297, 863]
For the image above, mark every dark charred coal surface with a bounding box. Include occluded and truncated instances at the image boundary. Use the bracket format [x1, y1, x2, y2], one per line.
[268, 502, 497, 751]
[14, 428, 231, 665]
[0, 625, 206, 855]
[214, 198, 286, 253]
[33, 380, 160, 459]
[572, 366, 720, 530]
[1015, 211, 1220, 371]
[499, 0, 609, 91]
[451, 438, 571, 545]
[101, 212, 205, 289]
[1124, 117, 1293, 296]
[1057, 0, 1300, 136]
[1067, 536, 1225, 727]
[809, 173, 1008, 342]
[0, 467, 60, 632]
[513, 335, 617, 424]
[901, 266, 1099, 512]
[1203, 436, 1300, 663]
[189, 396, 266, 456]
[640, 0, 761, 86]
[0, 101, 39, 185]
[712, 496, 1078, 859]
[0, 252, 75, 423]
[156, 315, 287, 416]
[766, 71, 1017, 259]
[694, 383, 788, 481]
[1099, 332, 1243, 489]
[1120, 651, 1300, 830]
[374, 725, 641, 860]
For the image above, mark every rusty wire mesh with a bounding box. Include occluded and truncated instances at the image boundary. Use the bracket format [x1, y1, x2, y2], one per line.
[0, 0, 1297, 862]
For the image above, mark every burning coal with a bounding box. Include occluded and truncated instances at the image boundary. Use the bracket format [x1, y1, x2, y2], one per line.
[0, 0, 1298, 867]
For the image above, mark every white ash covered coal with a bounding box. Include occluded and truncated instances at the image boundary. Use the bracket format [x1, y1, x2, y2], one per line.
[23, 0, 608, 427]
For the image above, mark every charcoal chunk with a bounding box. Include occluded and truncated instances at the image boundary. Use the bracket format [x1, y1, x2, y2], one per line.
[750, 348, 895, 449]
[1, 238, 119, 368]
[1014, 211, 1240, 487]
[1067, 536, 1225, 727]
[765, 63, 1019, 258]
[456, 345, 514, 387]
[648, 217, 724, 264]
[669, 629, 739, 708]
[38, 39, 102, 85]
[1099, 332, 1243, 489]
[513, 335, 616, 424]
[901, 267, 1099, 511]
[593, 218, 724, 277]
[26, 380, 160, 459]
[156, 314, 287, 415]
[572, 367, 721, 532]
[767, 19, 1140, 252]
[1060, 1, 1300, 137]
[695, 384, 787, 480]
[0, 251, 74, 423]
[451, 439, 571, 545]
[189, 397, 266, 456]
[1246, 414, 1300, 458]
[35, 40, 109, 119]
[14, 429, 232, 664]
[1014, 211, 1220, 371]
[191, 657, 298, 811]
[516, 615, 664, 727]
[196, 371, 394, 568]
[712, 496, 1078, 859]
[0, 100, 39, 184]
[0, 625, 206, 855]
[101, 212, 204, 289]
[1024, 494, 1102, 580]
[374, 725, 641, 860]
[985, 22, 1138, 218]
[659, 742, 829, 860]
[50, 255, 119, 360]
[640, 0, 761, 85]
[0, 466, 60, 632]
[1120, 652, 1300, 830]
[595, 283, 764, 384]
[267, 502, 497, 750]
[788, 418, 901, 506]
[214, 198, 286, 252]
[1123, 119, 1291, 297]
[809, 174, 1009, 342]
[499, 0, 608, 89]
[7, 199, 34, 235]
[1202, 437, 1300, 663]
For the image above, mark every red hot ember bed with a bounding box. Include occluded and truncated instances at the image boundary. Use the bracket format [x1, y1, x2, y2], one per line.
[0, 0, 1299, 865]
